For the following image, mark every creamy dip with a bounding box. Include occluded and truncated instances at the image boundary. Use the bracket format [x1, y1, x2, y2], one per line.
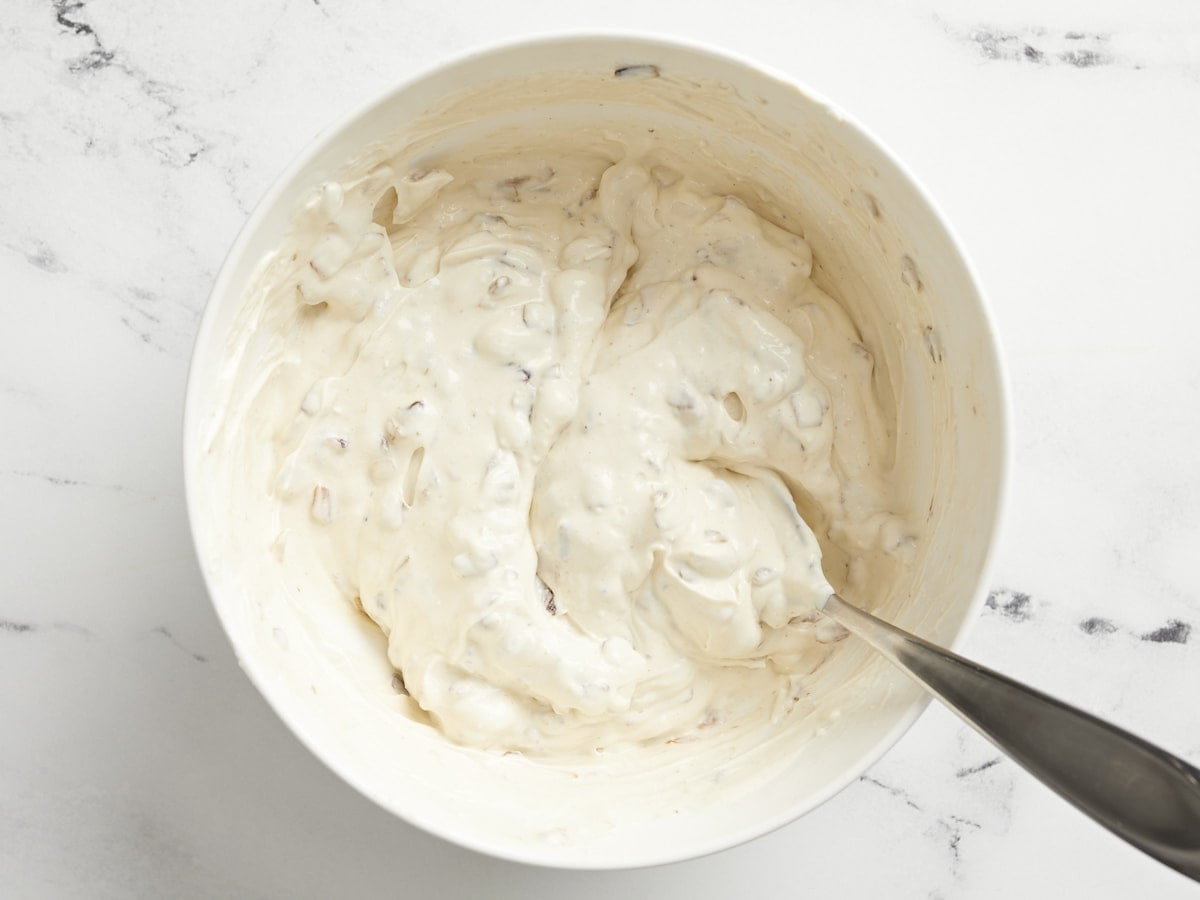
[215, 136, 910, 759]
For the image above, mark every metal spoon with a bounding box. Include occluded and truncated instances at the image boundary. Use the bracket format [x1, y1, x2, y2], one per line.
[821, 593, 1200, 882]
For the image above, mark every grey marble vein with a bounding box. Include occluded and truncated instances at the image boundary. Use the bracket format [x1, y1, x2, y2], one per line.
[928, 17, 1200, 74]
[51, 1, 212, 170]
[151, 625, 208, 663]
[966, 27, 1116, 68]
[934, 812, 983, 873]
[1080, 616, 1119, 636]
[5, 468, 137, 495]
[985, 588, 1033, 622]
[7, 238, 68, 274]
[1, 618, 94, 637]
[1141, 620, 1192, 644]
[1076, 615, 1193, 644]
[860, 774, 923, 811]
[956, 757, 1003, 778]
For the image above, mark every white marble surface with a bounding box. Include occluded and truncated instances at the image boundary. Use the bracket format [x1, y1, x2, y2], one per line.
[3, 0, 1199, 895]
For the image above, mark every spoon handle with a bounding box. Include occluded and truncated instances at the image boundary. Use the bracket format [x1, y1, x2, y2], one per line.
[823, 593, 1200, 882]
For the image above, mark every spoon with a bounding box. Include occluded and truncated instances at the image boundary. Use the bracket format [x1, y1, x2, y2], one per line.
[820, 593, 1200, 882]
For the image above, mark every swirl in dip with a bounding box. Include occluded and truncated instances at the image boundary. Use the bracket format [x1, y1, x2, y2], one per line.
[210, 134, 910, 759]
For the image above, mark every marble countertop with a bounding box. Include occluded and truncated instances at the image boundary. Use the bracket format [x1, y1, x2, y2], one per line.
[4, 0, 1199, 896]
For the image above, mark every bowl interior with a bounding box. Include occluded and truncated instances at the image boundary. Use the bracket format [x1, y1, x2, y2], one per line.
[185, 36, 1006, 868]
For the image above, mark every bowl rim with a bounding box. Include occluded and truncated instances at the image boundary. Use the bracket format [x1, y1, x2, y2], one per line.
[182, 29, 1012, 870]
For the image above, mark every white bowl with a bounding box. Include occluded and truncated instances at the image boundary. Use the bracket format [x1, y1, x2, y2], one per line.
[184, 34, 1008, 868]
